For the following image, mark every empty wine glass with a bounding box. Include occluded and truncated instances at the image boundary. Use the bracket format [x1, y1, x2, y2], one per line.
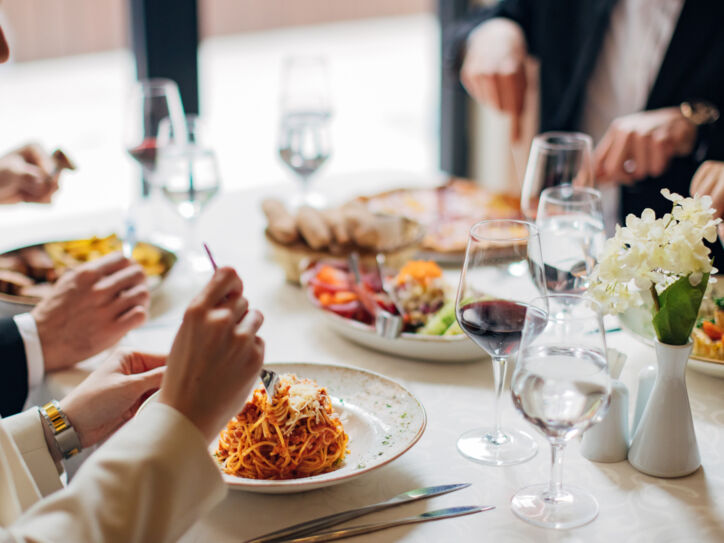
[511, 294, 611, 529]
[278, 55, 332, 208]
[521, 132, 593, 220]
[158, 142, 220, 273]
[455, 220, 547, 466]
[536, 185, 605, 300]
[124, 78, 186, 195]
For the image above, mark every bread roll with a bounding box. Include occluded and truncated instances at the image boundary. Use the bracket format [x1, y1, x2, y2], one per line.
[262, 198, 299, 244]
[297, 206, 332, 250]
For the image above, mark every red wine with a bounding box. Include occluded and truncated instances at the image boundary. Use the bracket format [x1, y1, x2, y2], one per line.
[127, 138, 158, 171]
[458, 300, 545, 357]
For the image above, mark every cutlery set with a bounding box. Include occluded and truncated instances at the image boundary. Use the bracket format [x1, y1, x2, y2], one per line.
[245, 483, 492, 543]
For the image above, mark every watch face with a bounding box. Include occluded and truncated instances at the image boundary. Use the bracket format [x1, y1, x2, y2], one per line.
[682, 101, 721, 125]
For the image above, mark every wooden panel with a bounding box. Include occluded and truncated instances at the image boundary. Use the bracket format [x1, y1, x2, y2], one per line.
[0, 0, 433, 62]
[200, 0, 433, 37]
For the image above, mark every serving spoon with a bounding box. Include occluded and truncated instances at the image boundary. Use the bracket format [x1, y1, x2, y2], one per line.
[348, 252, 403, 339]
[203, 242, 279, 403]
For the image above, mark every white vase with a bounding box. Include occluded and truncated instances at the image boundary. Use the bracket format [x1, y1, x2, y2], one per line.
[628, 339, 700, 477]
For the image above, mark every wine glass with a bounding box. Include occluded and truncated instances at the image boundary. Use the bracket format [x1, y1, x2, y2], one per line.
[278, 55, 332, 208]
[511, 294, 611, 529]
[124, 78, 187, 195]
[521, 132, 593, 220]
[157, 143, 221, 273]
[455, 219, 547, 466]
[536, 185, 605, 300]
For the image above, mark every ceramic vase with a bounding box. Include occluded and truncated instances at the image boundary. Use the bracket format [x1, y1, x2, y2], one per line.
[628, 339, 700, 477]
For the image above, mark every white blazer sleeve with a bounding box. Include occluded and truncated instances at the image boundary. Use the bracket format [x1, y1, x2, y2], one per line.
[0, 410, 62, 498]
[2, 402, 227, 543]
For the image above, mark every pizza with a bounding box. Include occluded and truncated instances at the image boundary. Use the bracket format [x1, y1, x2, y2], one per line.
[357, 178, 522, 255]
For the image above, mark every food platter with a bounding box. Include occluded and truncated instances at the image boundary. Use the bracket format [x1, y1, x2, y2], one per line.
[139, 362, 426, 494]
[357, 178, 523, 264]
[0, 235, 177, 311]
[315, 305, 481, 362]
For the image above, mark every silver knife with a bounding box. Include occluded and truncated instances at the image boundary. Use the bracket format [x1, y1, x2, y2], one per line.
[244, 483, 471, 543]
[284, 505, 494, 543]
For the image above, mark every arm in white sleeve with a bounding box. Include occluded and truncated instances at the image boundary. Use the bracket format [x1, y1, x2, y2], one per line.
[0, 410, 62, 497]
[12, 314, 44, 389]
[2, 403, 227, 543]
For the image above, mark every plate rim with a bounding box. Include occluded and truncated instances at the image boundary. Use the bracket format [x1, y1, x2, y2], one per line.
[139, 361, 427, 490]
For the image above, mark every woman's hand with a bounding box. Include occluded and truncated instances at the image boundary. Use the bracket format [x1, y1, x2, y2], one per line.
[0, 143, 61, 204]
[60, 351, 166, 448]
[159, 267, 265, 443]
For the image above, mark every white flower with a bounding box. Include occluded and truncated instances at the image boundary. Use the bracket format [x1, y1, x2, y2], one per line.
[588, 190, 720, 315]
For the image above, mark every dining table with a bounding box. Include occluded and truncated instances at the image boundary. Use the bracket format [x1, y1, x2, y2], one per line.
[7, 172, 724, 543]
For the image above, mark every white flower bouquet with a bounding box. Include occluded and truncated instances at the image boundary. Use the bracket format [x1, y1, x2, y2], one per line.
[589, 189, 722, 345]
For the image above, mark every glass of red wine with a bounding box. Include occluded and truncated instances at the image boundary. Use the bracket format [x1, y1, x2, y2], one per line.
[455, 219, 547, 466]
[511, 294, 611, 529]
[124, 78, 187, 195]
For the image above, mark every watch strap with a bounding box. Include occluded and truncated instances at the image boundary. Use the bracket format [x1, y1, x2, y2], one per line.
[38, 400, 81, 459]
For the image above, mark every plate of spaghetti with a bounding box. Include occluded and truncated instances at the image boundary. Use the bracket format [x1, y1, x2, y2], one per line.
[139, 362, 426, 493]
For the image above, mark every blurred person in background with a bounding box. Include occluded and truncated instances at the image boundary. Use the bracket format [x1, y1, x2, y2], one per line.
[447, 0, 724, 250]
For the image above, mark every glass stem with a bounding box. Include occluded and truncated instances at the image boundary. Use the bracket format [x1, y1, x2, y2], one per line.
[489, 356, 508, 444]
[547, 441, 565, 501]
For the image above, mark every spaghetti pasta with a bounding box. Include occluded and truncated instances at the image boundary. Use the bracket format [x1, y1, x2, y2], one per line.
[215, 374, 349, 480]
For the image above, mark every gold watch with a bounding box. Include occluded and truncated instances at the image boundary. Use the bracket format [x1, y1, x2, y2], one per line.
[38, 400, 81, 459]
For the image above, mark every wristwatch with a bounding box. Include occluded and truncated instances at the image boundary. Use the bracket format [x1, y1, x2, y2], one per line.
[680, 100, 720, 126]
[38, 400, 82, 460]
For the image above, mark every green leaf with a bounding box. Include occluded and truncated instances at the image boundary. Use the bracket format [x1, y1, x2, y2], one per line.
[652, 273, 709, 345]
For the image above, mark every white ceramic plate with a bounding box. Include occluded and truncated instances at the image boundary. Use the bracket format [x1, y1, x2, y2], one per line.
[139, 362, 426, 493]
[317, 308, 482, 363]
[619, 308, 724, 378]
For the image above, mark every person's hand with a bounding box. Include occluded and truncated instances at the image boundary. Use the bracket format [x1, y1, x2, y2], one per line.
[460, 18, 528, 140]
[0, 143, 60, 204]
[60, 351, 166, 448]
[31, 252, 150, 372]
[594, 107, 697, 184]
[691, 160, 724, 238]
[159, 267, 265, 443]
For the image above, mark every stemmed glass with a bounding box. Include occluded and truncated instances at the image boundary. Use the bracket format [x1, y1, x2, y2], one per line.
[521, 132, 593, 221]
[455, 220, 547, 466]
[124, 78, 187, 196]
[536, 185, 605, 299]
[157, 116, 220, 272]
[278, 55, 332, 208]
[511, 294, 611, 529]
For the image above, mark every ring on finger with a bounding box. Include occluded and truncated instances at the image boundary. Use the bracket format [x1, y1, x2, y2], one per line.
[623, 159, 636, 175]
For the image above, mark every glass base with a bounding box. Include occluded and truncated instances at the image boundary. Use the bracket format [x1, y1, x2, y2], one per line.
[457, 427, 538, 466]
[511, 483, 599, 529]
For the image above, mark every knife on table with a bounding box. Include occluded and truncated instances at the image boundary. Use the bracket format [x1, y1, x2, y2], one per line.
[283, 505, 494, 543]
[244, 483, 471, 543]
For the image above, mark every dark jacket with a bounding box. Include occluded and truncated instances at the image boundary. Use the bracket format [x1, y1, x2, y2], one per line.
[446, 0, 724, 234]
[0, 317, 28, 417]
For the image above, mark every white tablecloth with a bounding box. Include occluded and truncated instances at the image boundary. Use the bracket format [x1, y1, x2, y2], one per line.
[14, 178, 724, 543]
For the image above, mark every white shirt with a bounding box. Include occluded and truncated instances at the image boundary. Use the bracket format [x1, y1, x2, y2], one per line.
[11, 314, 44, 390]
[581, 0, 685, 231]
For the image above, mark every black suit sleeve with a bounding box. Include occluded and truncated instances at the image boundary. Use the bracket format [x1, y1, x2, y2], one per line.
[0, 316, 29, 417]
[442, 0, 534, 75]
